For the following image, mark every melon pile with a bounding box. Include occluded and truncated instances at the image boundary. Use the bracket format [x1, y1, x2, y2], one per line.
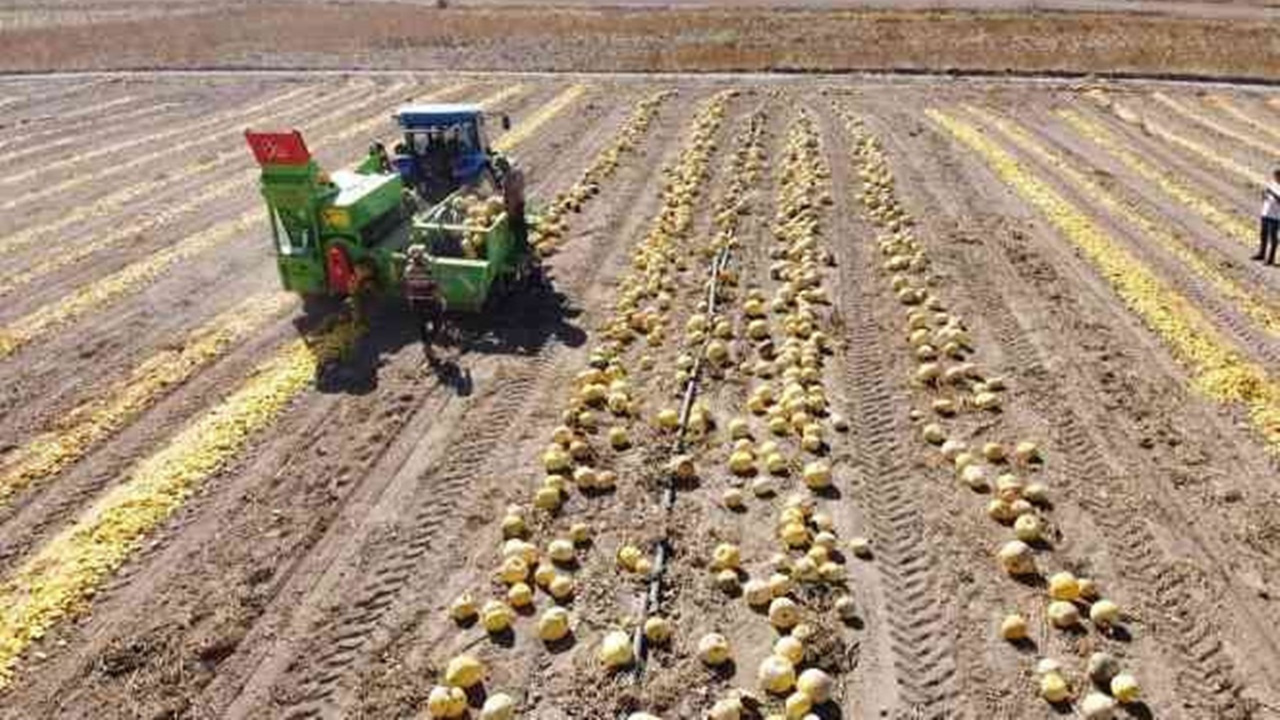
[450, 192, 505, 259]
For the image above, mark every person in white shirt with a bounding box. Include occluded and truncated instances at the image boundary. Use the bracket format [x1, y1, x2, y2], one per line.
[1257, 167, 1280, 266]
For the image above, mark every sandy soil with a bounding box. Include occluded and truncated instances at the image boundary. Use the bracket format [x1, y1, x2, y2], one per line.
[0, 74, 1278, 720]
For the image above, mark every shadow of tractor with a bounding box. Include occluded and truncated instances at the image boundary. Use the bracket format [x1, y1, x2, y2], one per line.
[309, 271, 585, 396]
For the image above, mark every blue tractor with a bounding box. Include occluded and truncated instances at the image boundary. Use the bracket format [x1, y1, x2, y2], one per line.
[388, 103, 515, 204]
[384, 103, 527, 249]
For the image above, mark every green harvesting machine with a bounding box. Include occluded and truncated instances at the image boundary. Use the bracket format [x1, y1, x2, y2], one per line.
[244, 103, 539, 319]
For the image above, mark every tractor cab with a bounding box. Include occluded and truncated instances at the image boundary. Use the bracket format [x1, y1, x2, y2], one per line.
[392, 104, 511, 204]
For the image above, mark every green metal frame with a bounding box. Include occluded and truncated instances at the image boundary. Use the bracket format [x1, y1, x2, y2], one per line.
[252, 138, 533, 314]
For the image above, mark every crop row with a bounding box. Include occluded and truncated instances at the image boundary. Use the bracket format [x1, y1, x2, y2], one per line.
[851, 108, 1142, 718]
[0, 80, 536, 299]
[931, 110, 1280, 451]
[571, 100, 852, 720]
[492, 84, 585, 153]
[966, 105, 1280, 338]
[0, 94, 183, 163]
[0, 85, 314, 198]
[1151, 92, 1275, 159]
[0, 84, 336, 221]
[0, 82, 419, 259]
[0, 81, 535, 305]
[654, 107, 860, 720]
[1205, 95, 1280, 145]
[1091, 94, 1256, 187]
[1057, 106, 1254, 249]
[0, 315, 362, 687]
[0, 292, 293, 504]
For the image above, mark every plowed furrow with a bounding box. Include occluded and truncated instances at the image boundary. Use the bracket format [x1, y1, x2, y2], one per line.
[1205, 95, 1280, 147]
[1095, 95, 1258, 185]
[1056, 105, 1256, 250]
[884, 100, 1280, 716]
[0, 292, 292, 511]
[934, 110, 1280, 448]
[0, 97, 183, 164]
[0, 81, 407, 279]
[4, 82, 534, 311]
[0, 81, 584, 697]
[1152, 92, 1277, 159]
[493, 84, 586, 153]
[969, 108, 1280, 365]
[0, 80, 102, 120]
[0, 81, 392, 262]
[0, 81, 518, 301]
[0, 83, 467, 358]
[1057, 412, 1241, 714]
[0, 317, 361, 689]
[0, 85, 315, 205]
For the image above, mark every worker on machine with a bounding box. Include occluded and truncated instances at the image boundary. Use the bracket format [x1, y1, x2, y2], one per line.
[491, 154, 527, 249]
[410, 128, 454, 202]
[1255, 166, 1280, 266]
[403, 245, 444, 346]
[367, 141, 393, 173]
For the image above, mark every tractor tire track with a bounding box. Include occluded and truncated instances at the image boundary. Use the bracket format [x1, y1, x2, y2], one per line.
[824, 104, 961, 720]
[970, 244, 1253, 719]
[885, 104, 1274, 718]
[841, 244, 960, 720]
[280, 348, 565, 719]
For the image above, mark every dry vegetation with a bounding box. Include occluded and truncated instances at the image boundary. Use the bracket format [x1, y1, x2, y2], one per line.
[0, 2, 1277, 79]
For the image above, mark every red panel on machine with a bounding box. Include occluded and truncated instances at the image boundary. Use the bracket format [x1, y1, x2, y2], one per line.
[326, 246, 356, 295]
[244, 130, 312, 166]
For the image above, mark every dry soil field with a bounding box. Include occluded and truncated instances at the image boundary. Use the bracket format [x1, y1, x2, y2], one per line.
[0, 74, 1279, 720]
[2, 2, 1279, 81]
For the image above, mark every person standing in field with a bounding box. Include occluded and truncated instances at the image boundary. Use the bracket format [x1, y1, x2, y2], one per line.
[1256, 167, 1280, 266]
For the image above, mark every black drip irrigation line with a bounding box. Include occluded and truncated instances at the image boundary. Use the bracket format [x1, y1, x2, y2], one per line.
[628, 244, 734, 683]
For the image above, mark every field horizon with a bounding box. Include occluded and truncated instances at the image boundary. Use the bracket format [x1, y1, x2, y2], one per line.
[1, 2, 1278, 81]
